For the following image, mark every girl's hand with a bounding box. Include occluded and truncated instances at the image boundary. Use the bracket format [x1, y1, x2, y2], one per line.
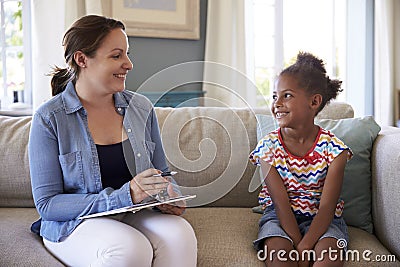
[129, 169, 168, 204]
[296, 240, 313, 267]
[157, 182, 186, 216]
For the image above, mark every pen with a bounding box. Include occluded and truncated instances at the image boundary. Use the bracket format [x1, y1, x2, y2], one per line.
[153, 171, 178, 177]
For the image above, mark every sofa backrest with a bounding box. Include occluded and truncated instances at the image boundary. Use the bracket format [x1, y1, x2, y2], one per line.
[0, 101, 353, 208]
[0, 116, 33, 207]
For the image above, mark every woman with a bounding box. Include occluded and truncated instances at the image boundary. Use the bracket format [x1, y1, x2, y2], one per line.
[28, 15, 197, 267]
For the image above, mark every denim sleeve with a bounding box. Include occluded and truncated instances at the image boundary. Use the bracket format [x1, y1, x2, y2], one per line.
[29, 112, 133, 222]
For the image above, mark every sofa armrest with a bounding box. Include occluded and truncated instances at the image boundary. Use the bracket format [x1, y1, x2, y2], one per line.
[371, 126, 400, 258]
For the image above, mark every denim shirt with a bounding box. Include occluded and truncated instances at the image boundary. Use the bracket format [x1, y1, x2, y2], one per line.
[28, 82, 169, 242]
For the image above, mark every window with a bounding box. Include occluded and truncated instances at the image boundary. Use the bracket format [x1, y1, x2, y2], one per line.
[0, 0, 31, 109]
[251, 0, 346, 107]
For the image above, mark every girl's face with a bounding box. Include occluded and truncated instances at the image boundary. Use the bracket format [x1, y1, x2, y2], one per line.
[271, 74, 318, 128]
[83, 28, 133, 94]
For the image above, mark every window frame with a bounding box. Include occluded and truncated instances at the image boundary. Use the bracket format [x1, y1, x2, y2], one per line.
[22, 0, 31, 105]
[0, 0, 31, 109]
[251, 0, 375, 117]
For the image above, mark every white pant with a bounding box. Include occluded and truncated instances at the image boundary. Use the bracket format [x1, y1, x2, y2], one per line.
[43, 209, 197, 267]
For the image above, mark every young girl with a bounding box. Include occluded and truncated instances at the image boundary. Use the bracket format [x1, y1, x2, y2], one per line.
[249, 52, 352, 267]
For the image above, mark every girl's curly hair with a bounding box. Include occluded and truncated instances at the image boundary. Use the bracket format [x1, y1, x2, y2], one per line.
[280, 52, 343, 114]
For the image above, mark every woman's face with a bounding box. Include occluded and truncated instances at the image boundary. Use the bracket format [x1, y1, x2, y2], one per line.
[83, 28, 133, 94]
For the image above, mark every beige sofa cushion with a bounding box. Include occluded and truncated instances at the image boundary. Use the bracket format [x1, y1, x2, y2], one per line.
[156, 107, 264, 208]
[0, 208, 64, 266]
[0, 116, 33, 207]
[372, 127, 400, 258]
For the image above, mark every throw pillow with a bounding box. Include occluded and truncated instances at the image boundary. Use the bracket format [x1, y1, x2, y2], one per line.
[254, 115, 381, 233]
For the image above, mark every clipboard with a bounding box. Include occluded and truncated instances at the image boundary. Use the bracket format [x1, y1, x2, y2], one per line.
[79, 195, 196, 220]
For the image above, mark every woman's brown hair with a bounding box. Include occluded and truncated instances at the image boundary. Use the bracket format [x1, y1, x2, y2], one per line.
[50, 15, 125, 96]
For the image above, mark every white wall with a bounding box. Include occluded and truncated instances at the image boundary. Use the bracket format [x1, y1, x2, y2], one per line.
[394, 0, 400, 125]
[395, 1, 400, 90]
[31, 0, 66, 110]
[346, 0, 374, 117]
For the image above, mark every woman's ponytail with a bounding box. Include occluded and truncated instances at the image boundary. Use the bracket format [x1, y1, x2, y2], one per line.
[49, 67, 74, 96]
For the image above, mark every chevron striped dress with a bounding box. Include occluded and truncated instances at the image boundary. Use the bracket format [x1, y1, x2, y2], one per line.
[249, 127, 352, 218]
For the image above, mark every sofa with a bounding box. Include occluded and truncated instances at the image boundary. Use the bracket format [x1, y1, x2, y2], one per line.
[1, 102, 399, 267]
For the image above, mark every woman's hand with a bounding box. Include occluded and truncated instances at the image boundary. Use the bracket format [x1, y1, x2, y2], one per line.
[129, 168, 168, 204]
[157, 182, 186, 216]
